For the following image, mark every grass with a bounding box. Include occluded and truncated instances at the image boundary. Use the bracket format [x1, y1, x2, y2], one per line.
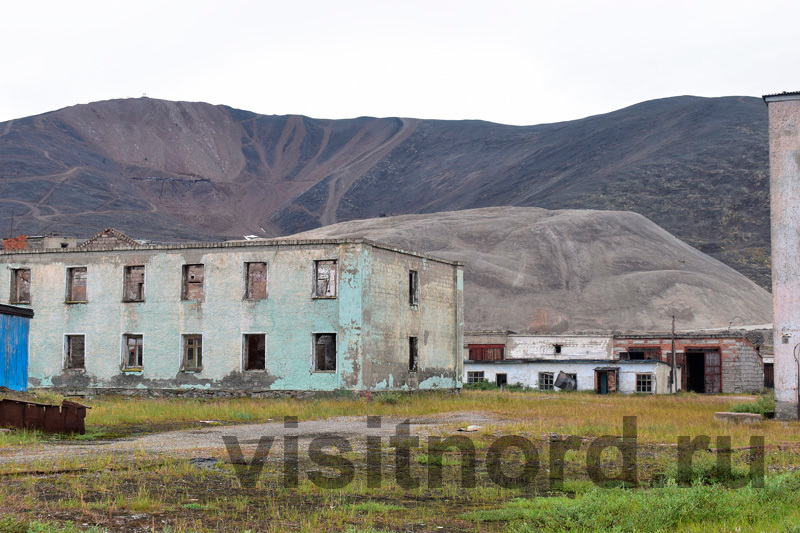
[730, 390, 775, 416]
[1, 391, 799, 531]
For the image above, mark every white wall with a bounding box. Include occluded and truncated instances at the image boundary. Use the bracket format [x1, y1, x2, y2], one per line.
[507, 335, 613, 360]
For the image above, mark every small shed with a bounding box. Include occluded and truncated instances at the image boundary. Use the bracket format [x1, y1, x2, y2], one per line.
[0, 304, 34, 391]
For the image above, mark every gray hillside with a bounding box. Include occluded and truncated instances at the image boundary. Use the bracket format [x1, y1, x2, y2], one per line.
[286, 207, 773, 333]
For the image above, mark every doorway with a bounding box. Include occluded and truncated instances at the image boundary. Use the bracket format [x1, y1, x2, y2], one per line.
[496, 373, 507, 387]
[685, 349, 721, 393]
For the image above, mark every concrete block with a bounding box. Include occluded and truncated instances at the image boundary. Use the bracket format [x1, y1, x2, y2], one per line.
[714, 412, 763, 425]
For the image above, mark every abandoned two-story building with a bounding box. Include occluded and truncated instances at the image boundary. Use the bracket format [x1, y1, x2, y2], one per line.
[0, 230, 464, 394]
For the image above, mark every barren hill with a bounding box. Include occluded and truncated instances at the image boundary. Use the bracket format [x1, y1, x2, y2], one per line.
[0, 95, 770, 285]
[286, 207, 773, 333]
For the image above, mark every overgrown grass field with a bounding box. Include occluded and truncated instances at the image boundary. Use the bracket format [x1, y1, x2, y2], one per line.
[0, 390, 798, 532]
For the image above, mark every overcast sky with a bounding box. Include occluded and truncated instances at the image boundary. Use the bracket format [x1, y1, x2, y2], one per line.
[2, 0, 799, 126]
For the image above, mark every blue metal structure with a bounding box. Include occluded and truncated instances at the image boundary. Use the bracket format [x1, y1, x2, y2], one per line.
[0, 304, 33, 392]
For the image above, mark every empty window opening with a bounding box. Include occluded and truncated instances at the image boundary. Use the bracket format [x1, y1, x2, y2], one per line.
[496, 373, 508, 387]
[636, 373, 653, 393]
[67, 267, 87, 302]
[554, 344, 562, 354]
[123, 335, 143, 370]
[124, 265, 145, 302]
[467, 371, 485, 384]
[626, 347, 660, 361]
[244, 334, 266, 371]
[468, 344, 504, 361]
[11, 268, 31, 304]
[314, 260, 337, 298]
[313, 333, 337, 371]
[409, 336, 418, 372]
[245, 262, 268, 299]
[183, 335, 203, 371]
[539, 372, 555, 390]
[65, 335, 85, 370]
[183, 264, 204, 300]
[409, 270, 419, 305]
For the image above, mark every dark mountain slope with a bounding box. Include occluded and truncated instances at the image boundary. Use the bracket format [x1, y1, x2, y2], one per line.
[0, 96, 770, 286]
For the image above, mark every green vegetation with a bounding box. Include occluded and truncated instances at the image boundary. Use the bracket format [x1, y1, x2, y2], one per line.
[730, 390, 775, 416]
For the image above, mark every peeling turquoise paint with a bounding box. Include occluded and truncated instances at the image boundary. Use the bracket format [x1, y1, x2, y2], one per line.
[1, 240, 463, 393]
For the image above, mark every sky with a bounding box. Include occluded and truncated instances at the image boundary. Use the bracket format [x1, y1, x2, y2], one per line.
[2, 0, 800, 126]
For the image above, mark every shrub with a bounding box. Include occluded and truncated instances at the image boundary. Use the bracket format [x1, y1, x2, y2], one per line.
[730, 390, 775, 417]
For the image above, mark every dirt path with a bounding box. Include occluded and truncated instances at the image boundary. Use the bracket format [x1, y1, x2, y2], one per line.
[0, 412, 501, 465]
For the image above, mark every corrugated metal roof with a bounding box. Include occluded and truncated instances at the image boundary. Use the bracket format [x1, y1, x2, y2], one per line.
[763, 91, 800, 103]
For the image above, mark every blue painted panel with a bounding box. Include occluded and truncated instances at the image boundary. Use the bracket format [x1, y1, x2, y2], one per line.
[0, 314, 30, 391]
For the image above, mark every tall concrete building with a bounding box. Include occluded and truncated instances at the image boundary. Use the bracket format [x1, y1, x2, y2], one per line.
[764, 92, 800, 418]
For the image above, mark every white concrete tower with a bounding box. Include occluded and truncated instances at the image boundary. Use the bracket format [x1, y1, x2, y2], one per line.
[764, 91, 800, 419]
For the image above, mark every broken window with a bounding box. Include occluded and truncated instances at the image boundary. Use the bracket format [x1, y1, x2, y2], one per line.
[244, 334, 266, 371]
[123, 265, 145, 302]
[409, 270, 419, 306]
[628, 347, 660, 361]
[182, 264, 204, 300]
[409, 336, 419, 372]
[467, 371, 485, 384]
[538, 372, 555, 391]
[66, 267, 87, 302]
[636, 373, 653, 393]
[10, 268, 31, 304]
[313, 260, 337, 298]
[122, 335, 143, 370]
[183, 335, 203, 371]
[313, 333, 336, 371]
[496, 373, 507, 387]
[554, 344, 562, 354]
[65, 335, 85, 370]
[245, 262, 268, 299]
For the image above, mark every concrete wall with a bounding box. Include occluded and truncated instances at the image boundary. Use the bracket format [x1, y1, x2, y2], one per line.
[613, 335, 763, 393]
[464, 360, 675, 394]
[765, 93, 800, 418]
[507, 335, 612, 360]
[362, 246, 463, 390]
[0, 240, 462, 393]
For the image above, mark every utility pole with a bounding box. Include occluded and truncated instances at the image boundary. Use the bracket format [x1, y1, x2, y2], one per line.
[671, 315, 677, 394]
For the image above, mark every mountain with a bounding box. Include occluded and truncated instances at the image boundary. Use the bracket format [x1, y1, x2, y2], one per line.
[283, 207, 773, 333]
[0, 95, 770, 286]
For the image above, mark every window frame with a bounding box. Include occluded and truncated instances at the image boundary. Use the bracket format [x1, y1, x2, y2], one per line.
[636, 373, 653, 393]
[121, 334, 144, 372]
[312, 332, 337, 372]
[122, 265, 146, 303]
[65, 266, 88, 303]
[409, 270, 419, 306]
[182, 264, 205, 301]
[64, 334, 86, 371]
[467, 371, 485, 384]
[538, 372, 555, 391]
[312, 260, 338, 299]
[242, 333, 267, 371]
[409, 336, 419, 372]
[244, 262, 268, 300]
[182, 334, 203, 372]
[10, 268, 31, 304]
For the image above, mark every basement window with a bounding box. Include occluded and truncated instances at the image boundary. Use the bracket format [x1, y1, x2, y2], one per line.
[244, 334, 266, 371]
[636, 373, 653, 393]
[313, 260, 337, 298]
[66, 267, 87, 302]
[313, 333, 337, 371]
[65, 335, 85, 370]
[183, 335, 203, 371]
[123, 265, 145, 302]
[245, 262, 268, 299]
[539, 372, 555, 391]
[10, 268, 31, 304]
[409, 336, 419, 372]
[182, 264, 204, 300]
[409, 270, 419, 306]
[467, 371, 485, 384]
[122, 334, 143, 371]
